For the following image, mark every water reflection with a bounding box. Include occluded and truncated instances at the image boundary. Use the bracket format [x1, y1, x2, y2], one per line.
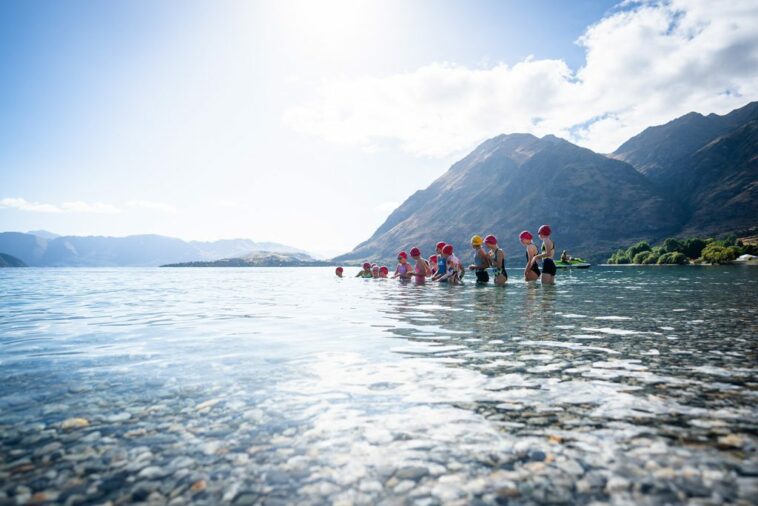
[0, 267, 756, 505]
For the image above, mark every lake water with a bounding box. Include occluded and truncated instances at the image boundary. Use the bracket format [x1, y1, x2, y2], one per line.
[0, 267, 756, 505]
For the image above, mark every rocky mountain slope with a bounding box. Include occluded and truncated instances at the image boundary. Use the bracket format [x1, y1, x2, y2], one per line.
[337, 102, 757, 264]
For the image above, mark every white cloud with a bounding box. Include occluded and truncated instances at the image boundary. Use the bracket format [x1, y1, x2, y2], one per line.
[0, 198, 119, 214]
[61, 201, 120, 214]
[284, 0, 758, 155]
[214, 199, 239, 208]
[0, 197, 62, 213]
[127, 200, 178, 214]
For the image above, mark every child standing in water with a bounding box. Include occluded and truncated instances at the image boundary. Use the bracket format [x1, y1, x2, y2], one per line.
[520, 231, 540, 282]
[393, 252, 413, 280]
[432, 242, 447, 281]
[469, 235, 491, 284]
[429, 255, 439, 276]
[437, 244, 463, 284]
[531, 225, 556, 284]
[356, 262, 373, 278]
[335, 267, 344, 278]
[484, 235, 508, 286]
[409, 247, 431, 282]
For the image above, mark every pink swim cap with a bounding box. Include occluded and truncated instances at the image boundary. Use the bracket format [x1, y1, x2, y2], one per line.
[519, 231, 533, 242]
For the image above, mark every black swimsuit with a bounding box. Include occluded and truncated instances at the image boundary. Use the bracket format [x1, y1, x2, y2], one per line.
[541, 242, 557, 276]
[527, 250, 541, 276]
[492, 248, 508, 281]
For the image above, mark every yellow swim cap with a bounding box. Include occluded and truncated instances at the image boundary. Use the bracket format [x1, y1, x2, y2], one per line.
[471, 235, 483, 247]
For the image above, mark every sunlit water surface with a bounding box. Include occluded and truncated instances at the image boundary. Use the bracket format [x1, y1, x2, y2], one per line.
[0, 267, 756, 505]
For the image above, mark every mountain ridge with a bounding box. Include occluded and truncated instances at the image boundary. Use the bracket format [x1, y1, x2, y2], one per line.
[336, 101, 757, 264]
[0, 232, 312, 267]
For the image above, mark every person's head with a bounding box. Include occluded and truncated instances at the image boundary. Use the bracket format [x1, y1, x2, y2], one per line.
[538, 224, 552, 240]
[362, 262, 371, 272]
[371, 265, 380, 276]
[380, 266, 389, 278]
[335, 266, 344, 277]
[484, 234, 498, 251]
[519, 230, 533, 245]
[410, 247, 421, 260]
[435, 241, 446, 254]
[442, 244, 454, 258]
[397, 251, 408, 264]
[471, 235, 483, 249]
[429, 255, 438, 266]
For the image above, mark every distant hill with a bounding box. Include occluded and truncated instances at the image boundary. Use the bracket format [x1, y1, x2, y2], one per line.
[0, 232, 311, 267]
[27, 230, 60, 240]
[336, 102, 757, 264]
[162, 251, 329, 267]
[0, 252, 27, 267]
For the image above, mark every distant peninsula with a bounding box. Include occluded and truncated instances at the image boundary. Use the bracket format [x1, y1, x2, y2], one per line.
[0, 252, 27, 267]
[161, 252, 330, 268]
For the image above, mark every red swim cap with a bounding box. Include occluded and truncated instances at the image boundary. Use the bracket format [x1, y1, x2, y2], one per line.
[398, 251, 408, 260]
[410, 247, 421, 257]
[442, 244, 453, 255]
[435, 242, 446, 251]
[429, 255, 438, 263]
[484, 234, 497, 245]
[380, 266, 388, 274]
[519, 231, 533, 241]
[336, 266, 343, 273]
[538, 225, 551, 236]
[363, 262, 371, 270]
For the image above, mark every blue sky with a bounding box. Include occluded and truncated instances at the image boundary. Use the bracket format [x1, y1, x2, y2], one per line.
[1, 0, 756, 256]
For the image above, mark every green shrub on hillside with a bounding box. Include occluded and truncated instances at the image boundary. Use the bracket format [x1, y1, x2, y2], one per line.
[662, 238, 683, 253]
[607, 234, 753, 264]
[642, 252, 660, 264]
[657, 252, 688, 265]
[701, 243, 739, 264]
[627, 241, 652, 258]
[681, 238, 707, 259]
[632, 251, 654, 264]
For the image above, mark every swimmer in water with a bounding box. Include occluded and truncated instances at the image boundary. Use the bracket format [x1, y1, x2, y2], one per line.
[355, 262, 373, 278]
[469, 235, 491, 284]
[437, 244, 463, 284]
[335, 266, 344, 278]
[531, 225, 556, 284]
[520, 231, 540, 282]
[409, 247, 431, 282]
[484, 235, 508, 286]
[393, 251, 413, 280]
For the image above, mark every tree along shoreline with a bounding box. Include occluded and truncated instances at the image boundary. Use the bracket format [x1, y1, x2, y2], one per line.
[607, 235, 757, 265]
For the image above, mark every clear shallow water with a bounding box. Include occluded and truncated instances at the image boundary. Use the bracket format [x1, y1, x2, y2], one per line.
[0, 267, 756, 505]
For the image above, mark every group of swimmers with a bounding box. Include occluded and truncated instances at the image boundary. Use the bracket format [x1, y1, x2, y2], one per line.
[335, 225, 556, 285]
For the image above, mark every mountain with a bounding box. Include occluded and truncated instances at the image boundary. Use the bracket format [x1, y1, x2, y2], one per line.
[27, 230, 60, 240]
[612, 102, 757, 184]
[337, 102, 757, 264]
[612, 102, 758, 235]
[0, 233, 311, 267]
[161, 251, 329, 268]
[0, 252, 27, 267]
[335, 133, 683, 264]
